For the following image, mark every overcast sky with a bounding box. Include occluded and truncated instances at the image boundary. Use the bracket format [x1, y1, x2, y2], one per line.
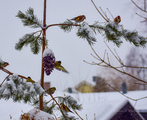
[0, 0, 146, 91]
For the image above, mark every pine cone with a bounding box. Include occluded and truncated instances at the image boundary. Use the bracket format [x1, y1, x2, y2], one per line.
[43, 53, 55, 76]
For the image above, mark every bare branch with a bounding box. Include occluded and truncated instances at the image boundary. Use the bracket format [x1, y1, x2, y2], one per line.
[131, 0, 147, 13]
[89, 45, 147, 84]
[136, 13, 147, 19]
[0, 74, 10, 87]
[91, 0, 109, 22]
[108, 84, 147, 101]
[46, 92, 67, 120]
[107, 8, 114, 20]
[99, 7, 111, 22]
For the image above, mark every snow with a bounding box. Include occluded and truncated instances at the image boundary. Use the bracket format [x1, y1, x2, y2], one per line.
[0, 58, 4, 64]
[0, 0, 147, 119]
[3, 89, 11, 95]
[0, 90, 147, 119]
[111, 22, 123, 32]
[43, 48, 54, 57]
[81, 23, 95, 38]
[23, 108, 53, 120]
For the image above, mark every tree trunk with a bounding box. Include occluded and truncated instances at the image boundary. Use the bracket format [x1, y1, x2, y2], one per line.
[39, 0, 47, 110]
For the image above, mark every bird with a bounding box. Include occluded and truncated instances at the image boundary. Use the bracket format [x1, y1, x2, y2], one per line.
[46, 87, 56, 95]
[114, 15, 121, 23]
[60, 103, 74, 113]
[0, 62, 9, 68]
[70, 15, 86, 23]
[26, 76, 35, 83]
[54, 61, 69, 73]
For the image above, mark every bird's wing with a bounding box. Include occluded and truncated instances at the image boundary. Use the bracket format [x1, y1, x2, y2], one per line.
[71, 16, 78, 20]
[55, 66, 69, 73]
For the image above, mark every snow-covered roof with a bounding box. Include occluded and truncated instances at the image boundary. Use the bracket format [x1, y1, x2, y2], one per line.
[1, 90, 147, 120]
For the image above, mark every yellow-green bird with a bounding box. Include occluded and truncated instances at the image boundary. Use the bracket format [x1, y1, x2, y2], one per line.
[46, 87, 56, 94]
[60, 103, 74, 113]
[55, 61, 69, 73]
[26, 76, 35, 83]
[0, 62, 9, 68]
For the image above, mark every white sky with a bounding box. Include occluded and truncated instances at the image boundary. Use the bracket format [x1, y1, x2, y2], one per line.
[0, 0, 146, 91]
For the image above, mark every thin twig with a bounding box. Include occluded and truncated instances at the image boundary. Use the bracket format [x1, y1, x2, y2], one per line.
[135, 82, 147, 85]
[89, 45, 147, 84]
[104, 41, 121, 64]
[103, 49, 107, 60]
[46, 94, 84, 120]
[46, 91, 67, 120]
[114, 49, 123, 65]
[107, 53, 110, 64]
[0, 74, 10, 87]
[91, 0, 109, 22]
[131, 0, 147, 13]
[74, 110, 84, 120]
[107, 8, 114, 20]
[99, 7, 110, 21]
[107, 83, 147, 101]
[136, 13, 147, 19]
[144, 0, 146, 11]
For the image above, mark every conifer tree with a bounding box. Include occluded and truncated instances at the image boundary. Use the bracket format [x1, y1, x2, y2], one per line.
[0, 0, 147, 119]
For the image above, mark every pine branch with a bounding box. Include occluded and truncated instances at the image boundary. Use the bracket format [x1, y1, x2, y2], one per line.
[15, 30, 43, 54]
[123, 29, 147, 47]
[76, 22, 97, 45]
[91, 22, 147, 47]
[59, 19, 74, 32]
[0, 74, 45, 103]
[16, 7, 43, 28]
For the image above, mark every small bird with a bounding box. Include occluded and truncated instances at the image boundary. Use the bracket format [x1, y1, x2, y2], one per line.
[46, 87, 56, 95]
[114, 15, 121, 23]
[70, 15, 86, 23]
[55, 61, 69, 73]
[0, 62, 9, 68]
[26, 76, 35, 83]
[60, 103, 74, 113]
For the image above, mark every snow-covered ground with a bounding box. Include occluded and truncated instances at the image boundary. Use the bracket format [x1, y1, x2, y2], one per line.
[1, 90, 147, 120]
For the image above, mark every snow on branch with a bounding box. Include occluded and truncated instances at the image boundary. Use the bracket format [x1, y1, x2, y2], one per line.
[91, 22, 147, 47]
[77, 22, 96, 45]
[16, 7, 43, 28]
[0, 74, 44, 103]
[15, 30, 43, 54]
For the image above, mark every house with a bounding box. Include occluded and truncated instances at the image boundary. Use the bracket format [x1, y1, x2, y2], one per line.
[110, 101, 143, 120]
[75, 91, 147, 120]
[74, 80, 94, 93]
[1, 89, 147, 119]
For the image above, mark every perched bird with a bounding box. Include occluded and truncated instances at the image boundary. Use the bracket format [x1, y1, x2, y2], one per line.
[26, 76, 35, 83]
[60, 103, 74, 113]
[46, 87, 56, 95]
[54, 61, 69, 73]
[0, 62, 9, 68]
[70, 15, 86, 23]
[114, 15, 121, 23]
